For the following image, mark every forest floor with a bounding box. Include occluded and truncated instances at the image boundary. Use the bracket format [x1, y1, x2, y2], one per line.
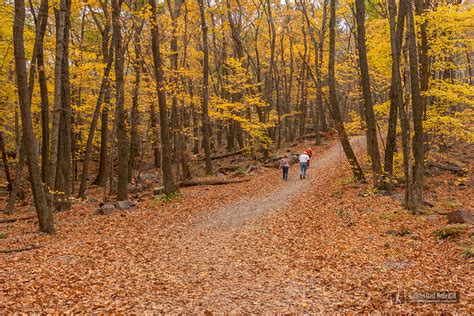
[0, 137, 473, 313]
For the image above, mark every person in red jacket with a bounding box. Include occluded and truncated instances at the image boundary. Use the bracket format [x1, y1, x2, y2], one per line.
[305, 147, 313, 167]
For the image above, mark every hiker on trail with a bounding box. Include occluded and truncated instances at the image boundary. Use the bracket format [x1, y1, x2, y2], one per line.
[280, 154, 290, 181]
[306, 147, 313, 167]
[299, 151, 310, 179]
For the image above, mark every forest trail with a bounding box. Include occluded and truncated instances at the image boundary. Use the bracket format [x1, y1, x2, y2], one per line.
[137, 136, 369, 311]
[190, 136, 367, 231]
[3, 135, 471, 313]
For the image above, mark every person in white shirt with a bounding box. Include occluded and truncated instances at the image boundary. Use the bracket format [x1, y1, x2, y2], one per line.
[299, 151, 310, 179]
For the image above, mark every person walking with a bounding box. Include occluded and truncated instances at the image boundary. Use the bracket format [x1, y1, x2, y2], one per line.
[299, 151, 310, 179]
[280, 154, 290, 181]
[306, 147, 313, 168]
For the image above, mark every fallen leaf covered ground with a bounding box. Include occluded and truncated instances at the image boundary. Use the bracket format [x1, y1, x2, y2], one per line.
[1, 138, 472, 313]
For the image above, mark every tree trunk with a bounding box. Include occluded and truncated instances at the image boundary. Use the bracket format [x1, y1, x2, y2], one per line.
[0, 132, 12, 191]
[4, 141, 25, 214]
[384, 0, 406, 179]
[406, 0, 424, 213]
[36, 0, 50, 183]
[415, 0, 430, 115]
[55, 0, 72, 211]
[355, 0, 383, 187]
[78, 41, 114, 197]
[149, 98, 161, 168]
[112, 0, 129, 201]
[95, 98, 109, 186]
[129, 27, 141, 182]
[90, 2, 111, 188]
[198, 0, 212, 175]
[150, 0, 177, 194]
[48, 0, 68, 202]
[328, 0, 365, 181]
[13, 0, 54, 233]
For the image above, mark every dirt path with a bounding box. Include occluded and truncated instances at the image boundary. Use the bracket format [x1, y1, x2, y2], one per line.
[3, 136, 472, 313]
[138, 136, 368, 312]
[190, 136, 366, 231]
[3, 137, 374, 312]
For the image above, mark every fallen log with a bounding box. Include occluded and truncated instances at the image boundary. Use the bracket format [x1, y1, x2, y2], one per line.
[198, 149, 243, 161]
[0, 215, 35, 224]
[1, 244, 42, 254]
[179, 178, 250, 187]
[426, 161, 467, 176]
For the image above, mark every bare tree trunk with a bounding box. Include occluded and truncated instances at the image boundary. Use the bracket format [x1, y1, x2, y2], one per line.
[328, 0, 365, 181]
[4, 141, 25, 214]
[415, 0, 430, 115]
[78, 41, 114, 197]
[355, 0, 383, 187]
[0, 132, 12, 191]
[317, 0, 328, 139]
[55, 0, 72, 211]
[198, 0, 212, 174]
[149, 99, 161, 168]
[13, 0, 54, 233]
[129, 25, 141, 182]
[406, 0, 424, 212]
[95, 97, 109, 186]
[36, 0, 50, 182]
[150, 0, 177, 194]
[112, 0, 129, 201]
[94, 4, 111, 187]
[48, 0, 68, 202]
[384, 0, 406, 179]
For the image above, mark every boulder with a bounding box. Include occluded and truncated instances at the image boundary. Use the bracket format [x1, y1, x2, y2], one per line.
[138, 172, 158, 181]
[376, 190, 392, 197]
[115, 200, 137, 210]
[246, 164, 260, 174]
[127, 183, 145, 194]
[447, 209, 474, 225]
[96, 203, 115, 215]
[426, 166, 442, 177]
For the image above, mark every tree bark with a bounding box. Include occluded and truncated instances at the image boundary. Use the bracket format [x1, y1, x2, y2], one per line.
[149, 0, 177, 194]
[129, 24, 141, 182]
[328, 0, 365, 181]
[13, 0, 54, 233]
[198, 0, 212, 175]
[78, 41, 114, 198]
[406, 0, 424, 212]
[48, 0, 68, 202]
[93, 1, 111, 187]
[112, 0, 129, 201]
[0, 132, 12, 191]
[384, 0, 406, 178]
[55, 0, 72, 211]
[36, 0, 50, 183]
[355, 0, 383, 187]
[4, 141, 25, 214]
